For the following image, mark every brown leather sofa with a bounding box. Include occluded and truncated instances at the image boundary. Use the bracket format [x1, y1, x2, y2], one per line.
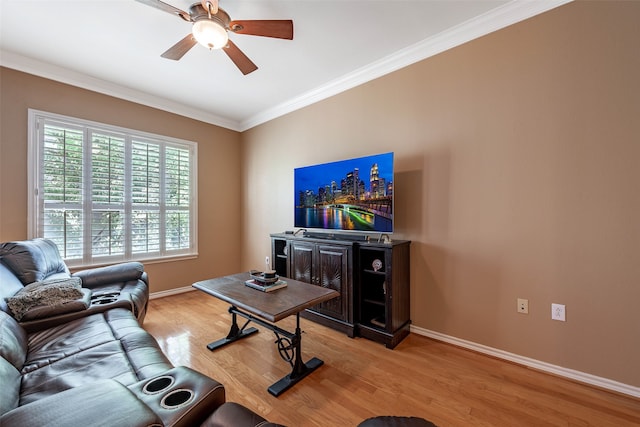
[0, 238, 150, 330]
[0, 239, 281, 427]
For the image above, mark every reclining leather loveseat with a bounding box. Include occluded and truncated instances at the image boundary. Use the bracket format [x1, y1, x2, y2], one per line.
[0, 238, 149, 331]
[0, 238, 283, 427]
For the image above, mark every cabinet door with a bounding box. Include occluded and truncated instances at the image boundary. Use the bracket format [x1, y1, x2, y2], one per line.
[314, 244, 350, 322]
[289, 241, 314, 283]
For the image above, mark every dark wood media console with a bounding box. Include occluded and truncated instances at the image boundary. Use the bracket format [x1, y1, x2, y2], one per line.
[271, 233, 411, 349]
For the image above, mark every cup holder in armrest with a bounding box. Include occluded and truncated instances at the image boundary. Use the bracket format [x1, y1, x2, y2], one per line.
[128, 367, 225, 427]
[90, 292, 121, 306]
[160, 389, 194, 409]
[91, 292, 121, 299]
[143, 376, 175, 395]
[92, 297, 118, 305]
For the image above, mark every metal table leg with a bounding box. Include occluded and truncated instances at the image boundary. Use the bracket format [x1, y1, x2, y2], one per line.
[206, 305, 324, 396]
[206, 305, 259, 350]
[267, 312, 324, 397]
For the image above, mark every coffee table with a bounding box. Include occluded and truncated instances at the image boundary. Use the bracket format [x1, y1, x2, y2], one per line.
[193, 272, 339, 396]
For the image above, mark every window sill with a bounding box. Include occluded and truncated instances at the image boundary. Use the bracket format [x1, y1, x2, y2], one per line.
[67, 253, 198, 272]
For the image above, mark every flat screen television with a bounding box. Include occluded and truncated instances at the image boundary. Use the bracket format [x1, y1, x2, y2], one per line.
[294, 152, 394, 233]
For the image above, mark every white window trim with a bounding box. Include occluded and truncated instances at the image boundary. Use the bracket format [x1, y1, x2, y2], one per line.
[28, 109, 198, 267]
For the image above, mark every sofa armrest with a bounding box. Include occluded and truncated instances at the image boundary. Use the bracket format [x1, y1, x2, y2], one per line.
[200, 402, 287, 427]
[70, 262, 149, 324]
[0, 379, 162, 427]
[72, 262, 145, 288]
[128, 366, 226, 427]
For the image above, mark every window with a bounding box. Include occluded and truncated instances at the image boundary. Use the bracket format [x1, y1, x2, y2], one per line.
[28, 109, 198, 267]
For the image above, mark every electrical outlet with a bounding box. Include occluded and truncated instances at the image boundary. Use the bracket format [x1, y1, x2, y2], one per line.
[551, 303, 566, 321]
[265, 256, 270, 270]
[517, 298, 529, 314]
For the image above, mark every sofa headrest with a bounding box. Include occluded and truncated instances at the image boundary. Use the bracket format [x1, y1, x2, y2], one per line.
[0, 239, 69, 285]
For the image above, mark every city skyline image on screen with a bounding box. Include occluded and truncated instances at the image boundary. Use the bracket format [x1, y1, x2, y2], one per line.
[294, 152, 394, 233]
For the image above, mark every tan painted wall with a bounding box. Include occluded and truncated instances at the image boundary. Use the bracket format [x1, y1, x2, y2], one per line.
[0, 68, 243, 293]
[240, 1, 640, 386]
[2, 0, 638, 389]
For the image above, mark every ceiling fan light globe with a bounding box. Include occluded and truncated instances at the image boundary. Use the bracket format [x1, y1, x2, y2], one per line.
[192, 19, 228, 49]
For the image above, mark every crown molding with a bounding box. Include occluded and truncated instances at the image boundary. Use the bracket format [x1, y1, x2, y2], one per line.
[0, 50, 241, 131]
[239, 0, 573, 131]
[1, 0, 572, 133]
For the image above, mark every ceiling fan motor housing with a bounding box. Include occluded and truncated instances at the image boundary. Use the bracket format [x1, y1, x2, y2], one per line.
[190, 3, 231, 28]
[189, 4, 231, 49]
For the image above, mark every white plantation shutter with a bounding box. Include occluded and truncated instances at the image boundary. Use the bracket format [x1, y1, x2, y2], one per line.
[91, 131, 126, 257]
[165, 146, 191, 251]
[131, 140, 161, 255]
[29, 110, 198, 267]
[40, 120, 84, 259]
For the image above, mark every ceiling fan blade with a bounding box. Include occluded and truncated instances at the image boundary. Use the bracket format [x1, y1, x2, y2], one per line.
[229, 20, 293, 40]
[134, 0, 191, 21]
[161, 34, 197, 60]
[223, 40, 258, 75]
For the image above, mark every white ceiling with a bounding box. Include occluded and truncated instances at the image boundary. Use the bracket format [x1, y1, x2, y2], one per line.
[0, 0, 570, 131]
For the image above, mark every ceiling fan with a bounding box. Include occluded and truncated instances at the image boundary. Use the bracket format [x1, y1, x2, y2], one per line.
[135, 0, 293, 75]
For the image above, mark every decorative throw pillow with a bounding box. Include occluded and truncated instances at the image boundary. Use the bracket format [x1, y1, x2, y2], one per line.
[5, 277, 84, 321]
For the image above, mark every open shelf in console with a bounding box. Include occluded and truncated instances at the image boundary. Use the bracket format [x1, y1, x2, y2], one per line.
[356, 241, 411, 349]
[358, 247, 388, 331]
[271, 237, 289, 277]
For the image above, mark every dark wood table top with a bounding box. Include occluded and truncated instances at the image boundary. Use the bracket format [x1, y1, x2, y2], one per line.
[193, 272, 339, 323]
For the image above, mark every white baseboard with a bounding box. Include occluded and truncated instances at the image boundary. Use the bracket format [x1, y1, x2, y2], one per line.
[150, 286, 196, 300]
[410, 325, 640, 399]
[145, 290, 638, 398]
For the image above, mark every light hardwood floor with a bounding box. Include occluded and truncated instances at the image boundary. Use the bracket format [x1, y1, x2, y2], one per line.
[143, 291, 640, 427]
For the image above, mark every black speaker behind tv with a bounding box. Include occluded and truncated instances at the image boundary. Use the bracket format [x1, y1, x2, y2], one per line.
[334, 233, 369, 242]
[304, 231, 370, 242]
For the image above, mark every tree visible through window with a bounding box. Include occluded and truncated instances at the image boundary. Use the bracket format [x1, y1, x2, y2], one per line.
[29, 110, 197, 267]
